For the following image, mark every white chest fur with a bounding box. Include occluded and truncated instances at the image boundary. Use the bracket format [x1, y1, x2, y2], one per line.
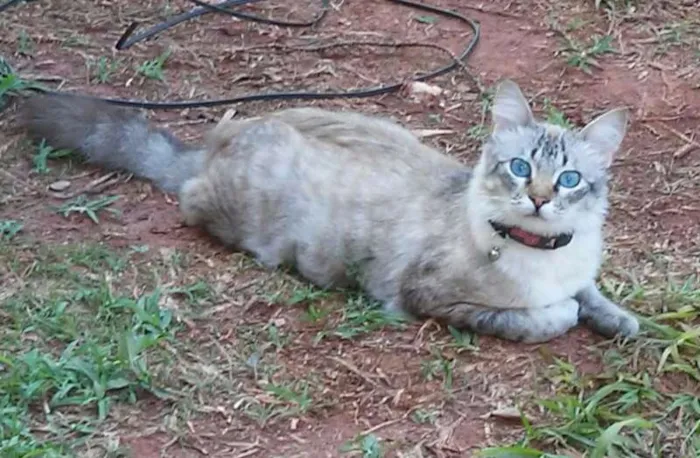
[489, 232, 602, 309]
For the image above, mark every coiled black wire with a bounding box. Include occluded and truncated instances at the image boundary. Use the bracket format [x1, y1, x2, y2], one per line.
[3, 0, 480, 110]
[0, 0, 31, 14]
[115, 0, 329, 51]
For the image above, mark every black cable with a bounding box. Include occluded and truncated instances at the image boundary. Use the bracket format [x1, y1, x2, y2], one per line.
[8, 0, 480, 110]
[116, 0, 328, 50]
[0, 0, 34, 14]
[116, 0, 266, 50]
[185, 0, 329, 28]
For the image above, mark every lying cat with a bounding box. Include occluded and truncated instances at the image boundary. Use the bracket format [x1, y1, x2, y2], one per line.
[21, 80, 640, 343]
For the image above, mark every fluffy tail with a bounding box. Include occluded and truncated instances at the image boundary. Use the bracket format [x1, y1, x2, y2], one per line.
[20, 94, 205, 193]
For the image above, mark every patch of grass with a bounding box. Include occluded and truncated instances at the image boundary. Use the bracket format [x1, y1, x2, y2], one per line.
[410, 408, 439, 425]
[32, 139, 75, 174]
[526, 383, 657, 456]
[0, 242, 183, 454]
[610, 275, 700, 382]
[302, 303, 332, 323]
[565, 17, 590, 32]
[264, 379, 313, 412]
[340, 434, 383, 457]
[16, 28, 34, 56]
[241, 378, 315, 426]
[88, 56, 121, 84]
[485, 447, 580, 457]
[57, 243, 128, 273]
[477, 446, 568, 457]
[266, 282, 330, 307]
[478, 374, 660, 456]
[168, 280, 213, 306]
[467, 124, 489, 141]
[0, 220, 23, 241]
[652, 22, 700, 57]
[0, 395, 70, 457]
[3, 326, 169, 419]
[446, 325, 479, 351]
[327, 293, 407, 340]
[55, 195, 121, 224]
[467, 85, 496, 142]
[558, 34, 615, 74]
[421, 347, 455, 389]
[62, 33, 90, 48]
[263, 321, 290, 351]
[286, 285, 331, 305]
[542, 98, 573, 128]
[135, 49, 172, 81]
[0, 57, 45, 108]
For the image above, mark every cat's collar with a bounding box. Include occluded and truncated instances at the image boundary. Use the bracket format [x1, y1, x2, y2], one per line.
[488, 220, 573, 250]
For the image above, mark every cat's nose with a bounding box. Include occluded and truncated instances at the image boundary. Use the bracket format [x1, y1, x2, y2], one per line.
[529, 195, 550, 210]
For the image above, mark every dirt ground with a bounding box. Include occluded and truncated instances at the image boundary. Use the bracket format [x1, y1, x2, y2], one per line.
[1, 0, 699, 457]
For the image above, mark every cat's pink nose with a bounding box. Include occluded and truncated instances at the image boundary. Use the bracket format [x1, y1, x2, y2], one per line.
[529, 195, 549, 210]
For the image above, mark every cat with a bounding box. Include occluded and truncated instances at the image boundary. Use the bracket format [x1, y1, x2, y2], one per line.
[21, 80, 640, 343]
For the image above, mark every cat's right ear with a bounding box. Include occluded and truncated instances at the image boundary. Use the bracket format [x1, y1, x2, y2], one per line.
[491, 80, 534, 134]
[580, 107, 629, 168]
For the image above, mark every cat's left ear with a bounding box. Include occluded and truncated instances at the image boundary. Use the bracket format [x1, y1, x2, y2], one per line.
[580, 107, 629, 168]
[491, 80, 534, 133]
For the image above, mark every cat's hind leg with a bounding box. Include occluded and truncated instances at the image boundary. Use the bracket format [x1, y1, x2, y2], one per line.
[294, 244, 355, 290]
[440, 299, 580, 343]
[241, 236, 293, 270]
[575, 283, 639, 339]
[179, 177, 210, 227]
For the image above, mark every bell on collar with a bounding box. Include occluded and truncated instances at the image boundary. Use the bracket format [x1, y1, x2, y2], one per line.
[488, 246, 501, 262]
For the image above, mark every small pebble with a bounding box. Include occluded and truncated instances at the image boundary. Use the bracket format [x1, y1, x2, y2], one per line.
[49, 180, 71, 191]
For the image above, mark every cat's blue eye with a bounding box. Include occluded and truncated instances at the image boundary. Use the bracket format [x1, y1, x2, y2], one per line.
[557, 171, 581, 188]
[509, 158, 531, 178]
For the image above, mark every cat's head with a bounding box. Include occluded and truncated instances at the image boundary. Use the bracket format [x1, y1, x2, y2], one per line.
[473, 79, 628, 234]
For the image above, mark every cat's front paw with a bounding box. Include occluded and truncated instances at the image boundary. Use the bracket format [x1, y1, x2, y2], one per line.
[576, 285, 641, 340]
[615, 311, 640, 338]
[582, 307, 639, 339]
[520, 298, 579, 343]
